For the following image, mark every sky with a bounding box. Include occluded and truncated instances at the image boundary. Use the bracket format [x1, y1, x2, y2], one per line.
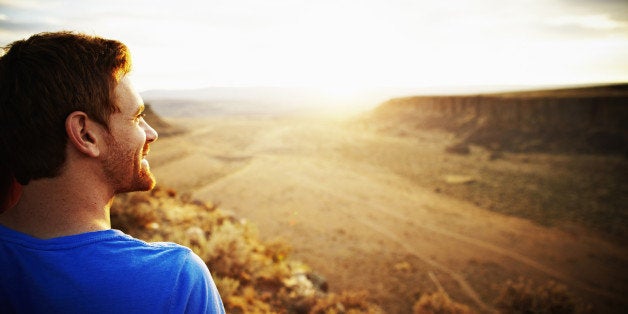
[1, 0, 627, 94]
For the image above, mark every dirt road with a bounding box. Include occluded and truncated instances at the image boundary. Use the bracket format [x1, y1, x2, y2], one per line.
[149, 116, 627, 313]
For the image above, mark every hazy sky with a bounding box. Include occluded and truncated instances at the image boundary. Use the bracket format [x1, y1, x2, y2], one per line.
[1, 0, 627, 92]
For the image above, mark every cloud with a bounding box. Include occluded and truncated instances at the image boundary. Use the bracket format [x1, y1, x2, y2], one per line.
[0, 0, 59, 10]
[534, 1, 628, 40]
[0, 2, 64, 44]
[0, 19, 55, 32]
[557, 0, 628, 22]
[547, 14, 627, 31]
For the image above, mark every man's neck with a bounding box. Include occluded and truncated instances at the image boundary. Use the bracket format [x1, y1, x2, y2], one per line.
[0, 174, 113, 239]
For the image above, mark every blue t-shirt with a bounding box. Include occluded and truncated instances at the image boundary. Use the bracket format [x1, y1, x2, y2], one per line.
[0, 224, 225, 313]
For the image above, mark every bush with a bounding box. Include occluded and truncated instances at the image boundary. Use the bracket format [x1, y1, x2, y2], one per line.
[310, 291, 384, 314]
[110, 193, 158, 232]
[413, 291, 474, 314]
[495, 278, 577, 314]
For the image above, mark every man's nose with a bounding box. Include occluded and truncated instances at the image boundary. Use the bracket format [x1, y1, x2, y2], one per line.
[143, 121, 158, 143]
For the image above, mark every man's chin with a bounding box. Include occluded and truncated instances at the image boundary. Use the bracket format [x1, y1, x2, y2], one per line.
[114, 171, 156, 194]
[137, 160, 156, 190]
[137, 171, 157, 191]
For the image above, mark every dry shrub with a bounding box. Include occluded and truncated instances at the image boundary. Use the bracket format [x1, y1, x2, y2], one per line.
[110, 194, 158, 232]
[110, 185, 382, 313]
[150, 185, 177, 199]
[310, 291, 384, 314]
[215, 276, 240, 300]
[204, 221, 260, 279]
[495, 278, 578, 314]
[264, 238, 293, 263]
[413, 291, 474, 314]
[227, 286, 276, 314]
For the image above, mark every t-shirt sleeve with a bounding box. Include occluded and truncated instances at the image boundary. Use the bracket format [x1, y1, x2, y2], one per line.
[169, 250, 225, 314]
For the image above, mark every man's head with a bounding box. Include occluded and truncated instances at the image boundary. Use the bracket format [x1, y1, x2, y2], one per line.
[0, 31, 132, 185]
[100, 75, 158, 193]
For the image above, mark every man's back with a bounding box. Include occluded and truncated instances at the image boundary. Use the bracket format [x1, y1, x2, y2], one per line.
[0, 224, 224, 313]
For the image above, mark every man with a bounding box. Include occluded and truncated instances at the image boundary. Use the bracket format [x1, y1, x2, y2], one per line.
[0, 32, 225, 313]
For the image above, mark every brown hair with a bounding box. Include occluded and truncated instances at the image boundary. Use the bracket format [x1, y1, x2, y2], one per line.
[0, 31, 132, 185]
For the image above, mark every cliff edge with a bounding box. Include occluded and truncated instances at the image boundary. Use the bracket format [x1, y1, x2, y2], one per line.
[368, 84, 628, 154]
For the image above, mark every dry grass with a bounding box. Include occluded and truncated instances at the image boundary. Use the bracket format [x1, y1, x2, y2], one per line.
[494, 278, 586, 314]
[309, 291, 384, 314]
[413, 291, 475, 314]
[409, 278, 586, 314]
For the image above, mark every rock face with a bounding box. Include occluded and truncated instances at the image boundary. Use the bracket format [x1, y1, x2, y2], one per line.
[370, 84, 628, 154]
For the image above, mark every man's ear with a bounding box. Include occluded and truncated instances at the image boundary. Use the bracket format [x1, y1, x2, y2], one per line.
[65, 111, 104, 157]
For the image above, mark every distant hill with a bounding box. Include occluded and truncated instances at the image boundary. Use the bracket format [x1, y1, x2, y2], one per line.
[474, 83, 628, 98]
[367, 84, 628, 154]
[143, 104, 184, 137]
[141, 87, 353, 117]
[141, 86, 502, 117]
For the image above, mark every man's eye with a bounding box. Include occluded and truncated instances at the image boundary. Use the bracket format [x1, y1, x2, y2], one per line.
[135, 113, 146, 121]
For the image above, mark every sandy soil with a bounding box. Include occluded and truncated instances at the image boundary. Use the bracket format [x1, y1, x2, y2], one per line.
[148, 115, 627, 313]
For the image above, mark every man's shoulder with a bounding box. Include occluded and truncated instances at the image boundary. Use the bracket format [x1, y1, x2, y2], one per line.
[0, 226, 200, 277]
[98, 230, 199, 269]
[0, 228, 224, 313]
[107, 229, 190, 253]
[3, 227, 184, 254]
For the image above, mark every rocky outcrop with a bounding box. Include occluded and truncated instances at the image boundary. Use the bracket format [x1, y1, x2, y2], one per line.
[370, 84, 628, 154]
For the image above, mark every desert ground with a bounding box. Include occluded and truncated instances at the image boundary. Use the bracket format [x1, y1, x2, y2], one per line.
[147, 114, 627, 313]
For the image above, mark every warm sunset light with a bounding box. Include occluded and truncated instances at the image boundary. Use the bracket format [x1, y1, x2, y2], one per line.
[3, 2, 626, 313]
[0, 0, 628, 94]
[1, 0, 627, 98]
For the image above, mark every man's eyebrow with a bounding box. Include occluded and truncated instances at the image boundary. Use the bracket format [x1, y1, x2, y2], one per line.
[134, 103, 145, 116]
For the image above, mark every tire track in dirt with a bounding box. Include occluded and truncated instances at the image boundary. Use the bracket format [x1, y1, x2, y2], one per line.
[345, 207, 494, 312]
[283, 169, 494, 312]
[283, 163, 625, 308]
[414, 205, 625, 303]
[365, 192, 624, 303]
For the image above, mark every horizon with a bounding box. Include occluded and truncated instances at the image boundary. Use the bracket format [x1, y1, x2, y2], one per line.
[140, 81, 628, 116]
[140, 81, 627, 94]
